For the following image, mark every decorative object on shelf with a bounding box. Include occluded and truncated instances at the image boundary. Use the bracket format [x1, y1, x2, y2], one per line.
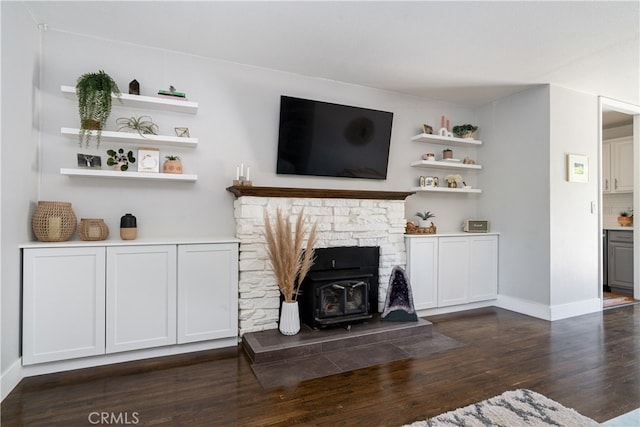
[438, 115, 453, 137]
[415, 210, 436, 227]
[128, 79, 140, 95]
[462, 181, 472, 189]
[31, 201, 77, 242]
[78, 218, 109, 241]
[443, 148, 453, 159]
[463, 156, 476, 165]
[405, 221, 437, 235]
[137, 147, 160, 173]
[419, 176, 434, 188]
[174, 127, 190, 137]
[263, 208, 318, 336]
[106, 148, 136, 171]
[120, 213, 137, 240]
[445, 174, 462, 188]
[77, 153, 102, 169]
[158, 85, 186, 99]
[617, 209, 633, 227]
[433, 176, 440, 187]
[566, 153, 589, 183]
[422, 124, 433, 134]
[233, 162, 252, 186]
[421, 153, 435, 161]
[76, 70, 121, 147]
[381, 266, 418, 322]
[163, 155, 182, 174]
[452, 124, 478, 139]
[116, 115, 159, 137]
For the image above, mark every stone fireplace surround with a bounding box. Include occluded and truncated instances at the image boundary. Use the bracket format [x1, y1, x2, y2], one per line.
[227, 186, 414, 336]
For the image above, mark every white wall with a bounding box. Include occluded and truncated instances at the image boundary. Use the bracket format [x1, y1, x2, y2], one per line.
[476, 86, 552, 308]
[39, 30, 478, 239]
[1, 2, 41, 398]
[548, 86, 600, 317]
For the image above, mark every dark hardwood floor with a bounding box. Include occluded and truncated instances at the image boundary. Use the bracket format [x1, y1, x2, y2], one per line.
[2, 305, 639, 426]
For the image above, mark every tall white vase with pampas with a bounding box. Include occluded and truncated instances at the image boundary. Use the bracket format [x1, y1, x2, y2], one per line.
[279, 301, 301, 335]
[264, 207, 318, 337]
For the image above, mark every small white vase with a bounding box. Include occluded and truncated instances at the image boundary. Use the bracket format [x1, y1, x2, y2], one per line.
[279, 301, 300, 335]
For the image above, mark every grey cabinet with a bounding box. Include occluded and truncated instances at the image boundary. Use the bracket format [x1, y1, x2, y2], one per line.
[608, 230, 634, 293]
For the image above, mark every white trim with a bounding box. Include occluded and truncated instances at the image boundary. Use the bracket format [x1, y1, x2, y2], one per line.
[1, 358, 23, 402]
[495, 295, 551, 320]
[548, 298, 602, 321]
[415, 300, 495, 317]
[22, 338, 238, 377]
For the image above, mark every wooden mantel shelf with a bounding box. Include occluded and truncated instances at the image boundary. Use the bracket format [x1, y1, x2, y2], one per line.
[226, 185, 415, 200]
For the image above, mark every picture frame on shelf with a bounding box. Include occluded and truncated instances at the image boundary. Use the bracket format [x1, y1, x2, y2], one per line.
[77, 153, 102, 169]
[566, 153, 589, 183]
[137, 147, 160, 173]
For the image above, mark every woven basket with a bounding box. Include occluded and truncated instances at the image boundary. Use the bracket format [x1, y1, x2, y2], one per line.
[78, 218, 109, 241]
[32, 201, 77, 242]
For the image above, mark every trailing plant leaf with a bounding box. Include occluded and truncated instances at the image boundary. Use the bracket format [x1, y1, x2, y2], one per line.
[76, 70, 121, 147]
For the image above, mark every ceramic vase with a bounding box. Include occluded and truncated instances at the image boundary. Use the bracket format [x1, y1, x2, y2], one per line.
[279, 301, 301, 336]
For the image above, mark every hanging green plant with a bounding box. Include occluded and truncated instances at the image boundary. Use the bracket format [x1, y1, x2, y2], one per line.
[76, 70, 121, 147]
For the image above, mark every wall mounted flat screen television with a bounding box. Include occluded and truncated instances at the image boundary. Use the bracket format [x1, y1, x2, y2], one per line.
[276, 96, 393, 180]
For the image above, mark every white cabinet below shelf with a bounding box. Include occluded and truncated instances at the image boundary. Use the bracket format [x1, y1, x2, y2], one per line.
[61, 128, 198, 148]
[60, 168, 197, 182]
[61, 85, 198, 114]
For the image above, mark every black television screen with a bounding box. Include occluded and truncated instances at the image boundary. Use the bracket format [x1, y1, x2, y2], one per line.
[276, 96, 393, 180]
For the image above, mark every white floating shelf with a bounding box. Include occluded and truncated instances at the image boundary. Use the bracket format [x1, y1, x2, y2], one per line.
[61, 85, 198, 114]
[410, 160, 482, 170]
[61, 128, 198, 148]
[411, 133, 482, 146]
[60, 168, 197, 182]
[410, 186, 482, 194]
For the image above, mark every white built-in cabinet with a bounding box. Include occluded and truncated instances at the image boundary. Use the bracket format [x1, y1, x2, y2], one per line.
[106, 245, 177, 353]
[603, 136, 633, 193]
[22, 240, 238, 367]
[23, 247, 106, 365]
[405, 234, 498, 311]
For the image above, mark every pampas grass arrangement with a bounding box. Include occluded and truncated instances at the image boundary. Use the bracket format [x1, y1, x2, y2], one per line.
[264, 208, 318, 303]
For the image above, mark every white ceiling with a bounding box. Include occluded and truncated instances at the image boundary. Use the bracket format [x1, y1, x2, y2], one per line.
[24, 1, 640, 108]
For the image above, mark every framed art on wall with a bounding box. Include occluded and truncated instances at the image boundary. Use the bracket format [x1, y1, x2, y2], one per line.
[137, 147, 160, 173]
[566, 153, 589, 183]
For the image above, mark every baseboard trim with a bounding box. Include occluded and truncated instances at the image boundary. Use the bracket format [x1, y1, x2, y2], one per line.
[495, 295, 552, 320]
[1, 358, 23, 402]
[22, 338, 238, 378]
[549, 298, 602, 320]
[416, 300, 495, 317]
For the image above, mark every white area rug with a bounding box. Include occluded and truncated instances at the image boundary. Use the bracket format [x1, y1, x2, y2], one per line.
[404, 389, 598, 427]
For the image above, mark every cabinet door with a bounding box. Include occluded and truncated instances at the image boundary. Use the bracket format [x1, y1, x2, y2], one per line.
[177, 243, 238, 343]
[438, 237, 470, 307]
[106, 245, 177, 353]
[23, 247, 105, 365]
[602, 142, 612, 193]
[468, 235, 498, 302]
[612, 138, 633, 193]
[405, 237, 438, 310]
[608, 242, 634, 289]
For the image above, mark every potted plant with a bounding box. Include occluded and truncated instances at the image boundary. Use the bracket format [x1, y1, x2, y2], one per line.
[415, 210, 436, 227]
[163, 155, 182, 174]
[617, 209, 633, 227]
[76, 70, 121, 147]
[452, 124, 478, 139]
[106, 148, 136, 171]
[445, 174, 462, 188]
[443, 148, 453, 159]
[116, 115, 159, 137]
